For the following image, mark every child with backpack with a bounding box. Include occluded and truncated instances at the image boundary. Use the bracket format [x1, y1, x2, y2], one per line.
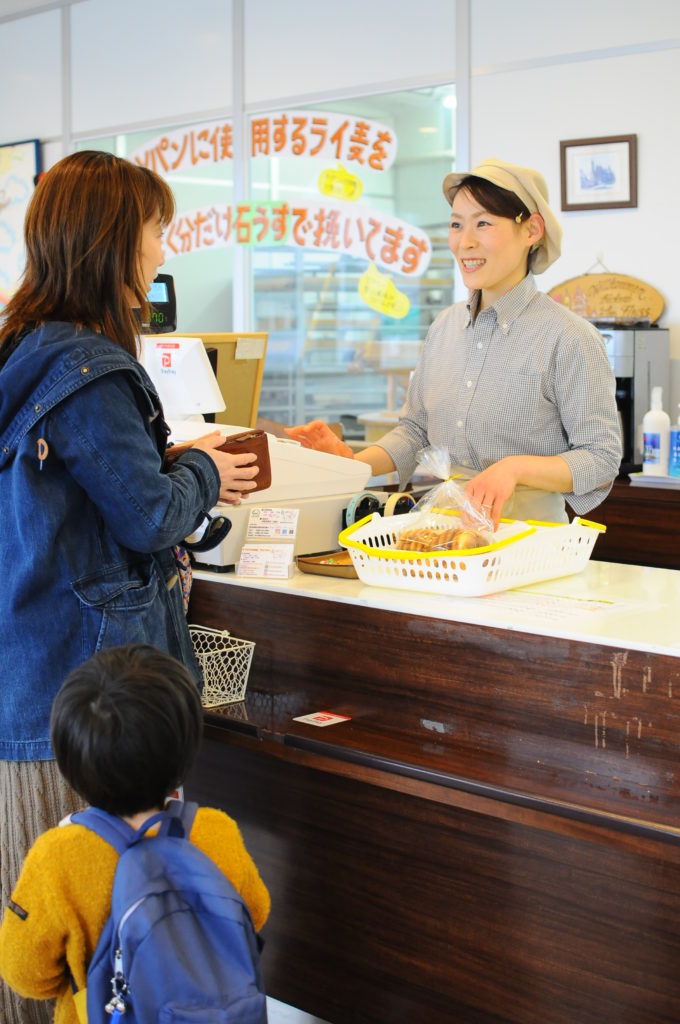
[0, 644, 270, 1024]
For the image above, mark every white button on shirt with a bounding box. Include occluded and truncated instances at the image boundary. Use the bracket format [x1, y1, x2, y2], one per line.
[377, 274, 621, 518]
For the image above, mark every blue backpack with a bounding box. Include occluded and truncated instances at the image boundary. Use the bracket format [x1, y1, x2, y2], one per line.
[70, 799, 267, 1023]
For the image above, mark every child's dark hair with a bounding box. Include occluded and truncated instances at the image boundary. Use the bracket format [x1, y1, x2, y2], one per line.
[50, 644, 202, 816]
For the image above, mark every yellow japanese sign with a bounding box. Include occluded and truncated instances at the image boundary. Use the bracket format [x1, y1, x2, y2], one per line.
[358, 263, 410, 318]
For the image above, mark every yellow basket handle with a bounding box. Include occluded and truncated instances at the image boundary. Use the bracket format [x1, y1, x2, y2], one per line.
[338, 512, 536, 560]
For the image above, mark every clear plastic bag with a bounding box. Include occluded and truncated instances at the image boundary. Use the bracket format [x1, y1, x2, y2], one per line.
[396, 446, 494, 553]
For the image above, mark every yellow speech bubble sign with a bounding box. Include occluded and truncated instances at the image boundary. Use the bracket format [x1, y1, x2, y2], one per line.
[318, 163, 363, 202]
[358, 263, 410, 319]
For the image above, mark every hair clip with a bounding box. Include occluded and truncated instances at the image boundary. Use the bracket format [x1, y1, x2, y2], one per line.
[515, 213, 524, 223]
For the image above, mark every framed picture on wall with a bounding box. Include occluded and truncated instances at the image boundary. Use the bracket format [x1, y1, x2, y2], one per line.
[559, 134, 637, 211]
[0, 138, 41, 309]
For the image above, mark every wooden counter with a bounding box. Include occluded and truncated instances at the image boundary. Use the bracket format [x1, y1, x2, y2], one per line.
[186, 565, 680, 1024]
[575, 477, 680, 570]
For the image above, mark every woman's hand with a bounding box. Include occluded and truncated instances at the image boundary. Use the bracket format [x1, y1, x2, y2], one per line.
[192, 432, 259, 505]
[465, 454, 574, 529]
[284, 420, 354, 458]
[464, 459, 520, 530]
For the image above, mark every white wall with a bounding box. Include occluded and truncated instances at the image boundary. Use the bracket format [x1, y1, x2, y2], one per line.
[70, 0, 233, 133]
[244, 0, 456, 107]
[472, 48, 679, 307]
[472, 0, 680, 65]
[0, 9, 62, 144]
[470, 1, 680, 410]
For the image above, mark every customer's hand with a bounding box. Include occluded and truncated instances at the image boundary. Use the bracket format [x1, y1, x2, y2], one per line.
[284, 420, 353, 458]
[192, 433, 259, 505]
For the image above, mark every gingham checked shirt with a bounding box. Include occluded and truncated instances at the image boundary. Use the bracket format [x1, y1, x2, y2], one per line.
[378, 274, 621, 519]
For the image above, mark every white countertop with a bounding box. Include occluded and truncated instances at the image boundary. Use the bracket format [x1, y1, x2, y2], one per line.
[193, 559, 680, 658]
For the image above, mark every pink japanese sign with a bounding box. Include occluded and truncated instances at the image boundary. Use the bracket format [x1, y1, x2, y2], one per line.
[129, 112, 396, 175]
[249, 111, 396, 169]
[163, 201, 431, 278]
[130, 120, 232, 176]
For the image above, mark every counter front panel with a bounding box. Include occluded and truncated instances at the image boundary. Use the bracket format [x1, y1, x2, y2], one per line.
[186, 568, 680, 1024]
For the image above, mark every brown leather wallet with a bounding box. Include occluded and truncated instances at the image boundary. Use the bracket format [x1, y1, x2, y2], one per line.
[216, 429, 271, 491]
[165, 428, 271, 492]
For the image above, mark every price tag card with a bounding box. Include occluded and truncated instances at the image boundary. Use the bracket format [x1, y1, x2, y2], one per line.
[246, 507, 299, 541]
[293, 711, 352, 727]
[236, 336, 266, 360]
[237, 543, 295, 578]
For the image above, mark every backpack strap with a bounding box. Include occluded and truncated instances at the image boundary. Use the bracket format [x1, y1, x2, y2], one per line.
[161, 799, 199, 839]
[70, 807, 139, 855]
[70, 800, 200, 852]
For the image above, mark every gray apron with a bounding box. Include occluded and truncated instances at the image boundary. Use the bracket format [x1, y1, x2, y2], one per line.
[449, 464, 569, 524]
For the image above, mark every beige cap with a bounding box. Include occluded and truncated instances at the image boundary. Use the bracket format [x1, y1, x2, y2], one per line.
[442, 158, 562, 274]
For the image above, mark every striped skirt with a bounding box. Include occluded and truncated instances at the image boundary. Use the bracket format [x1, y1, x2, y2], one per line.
[0, 759, 81, 1024]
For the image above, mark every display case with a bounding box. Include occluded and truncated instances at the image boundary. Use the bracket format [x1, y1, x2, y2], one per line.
[253, 234, 453, 429]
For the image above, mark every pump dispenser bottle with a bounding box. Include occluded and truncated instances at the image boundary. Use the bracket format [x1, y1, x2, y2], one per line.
[669, 405, 680, 478]
[642, 386, 670, 476]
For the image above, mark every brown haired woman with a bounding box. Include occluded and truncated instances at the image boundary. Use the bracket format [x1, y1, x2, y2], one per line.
[0, 151, 258, 1024]
[286, 158, 621, 529]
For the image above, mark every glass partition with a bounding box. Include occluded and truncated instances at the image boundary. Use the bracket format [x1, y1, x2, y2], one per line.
[77, 124, 235, 334]
[78, 84, 456, 436]
[251, 86, 456, 436]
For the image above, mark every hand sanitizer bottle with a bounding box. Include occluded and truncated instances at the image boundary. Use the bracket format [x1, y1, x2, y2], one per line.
[642, 386, 670, 476]
[669, 405, 680, 479]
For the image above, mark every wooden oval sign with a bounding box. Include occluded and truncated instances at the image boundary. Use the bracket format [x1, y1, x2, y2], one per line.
[548, 273, 664, 322]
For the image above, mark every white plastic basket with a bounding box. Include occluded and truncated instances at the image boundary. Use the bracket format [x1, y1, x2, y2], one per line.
[338, 511, 605, 597]
[189, 625, 255, 708]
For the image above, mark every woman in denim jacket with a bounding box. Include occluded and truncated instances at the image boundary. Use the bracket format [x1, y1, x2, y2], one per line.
[0, 151, 259, 1024]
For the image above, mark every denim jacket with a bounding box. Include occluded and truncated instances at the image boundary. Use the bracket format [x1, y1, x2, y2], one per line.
[0, 322, 220, 760]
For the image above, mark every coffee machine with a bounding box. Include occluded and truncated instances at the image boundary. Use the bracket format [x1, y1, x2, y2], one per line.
[594, 323, 670, 476]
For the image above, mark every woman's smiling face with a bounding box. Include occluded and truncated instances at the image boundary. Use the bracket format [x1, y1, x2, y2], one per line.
[448, 187, 543, 307]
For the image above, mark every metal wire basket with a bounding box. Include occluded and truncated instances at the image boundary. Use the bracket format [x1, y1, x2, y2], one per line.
[189, 625, 255, 708]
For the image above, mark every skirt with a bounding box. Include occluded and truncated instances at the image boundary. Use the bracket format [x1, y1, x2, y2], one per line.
[0, 759, 82, 1024]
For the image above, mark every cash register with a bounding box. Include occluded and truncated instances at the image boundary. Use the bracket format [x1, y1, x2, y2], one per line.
[171, 421, 372, 570]
[140, 275, 372, 569]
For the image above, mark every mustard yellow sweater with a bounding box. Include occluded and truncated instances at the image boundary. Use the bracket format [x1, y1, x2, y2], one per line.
[0, 806, 270, 1024]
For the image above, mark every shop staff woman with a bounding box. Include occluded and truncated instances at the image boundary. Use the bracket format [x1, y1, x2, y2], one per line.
[286, 158, 621, 527]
